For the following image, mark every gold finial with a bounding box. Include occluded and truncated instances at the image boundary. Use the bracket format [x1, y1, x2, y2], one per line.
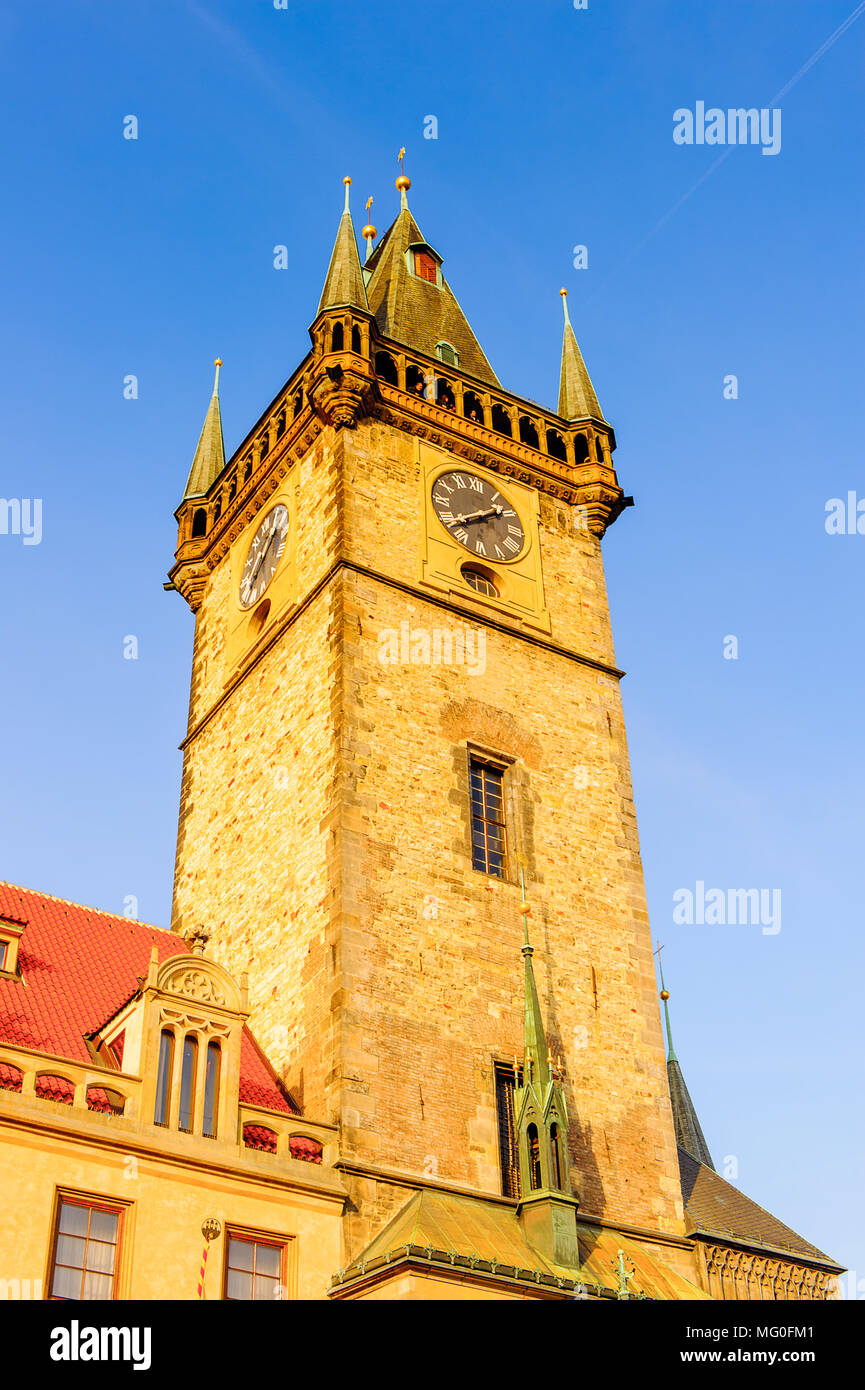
[362, 195, 377, 252]
[560, 287, 572, 327]
[343, 175, 352, 212]
[660, 989, 670, 1001]
[396, 146, 411, 196]
[213, 358, 222, 393]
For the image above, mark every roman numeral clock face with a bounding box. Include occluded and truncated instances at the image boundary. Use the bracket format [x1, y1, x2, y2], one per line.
[431, 471, 525, 560]
[239, 504, 289, 608]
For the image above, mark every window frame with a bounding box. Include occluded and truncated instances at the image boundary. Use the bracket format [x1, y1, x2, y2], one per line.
[468, 752, 510, 880]
[222, 1225, 292, 1302]
[494, 1061, 522, 1199]
[47, 1190, 131, 1302]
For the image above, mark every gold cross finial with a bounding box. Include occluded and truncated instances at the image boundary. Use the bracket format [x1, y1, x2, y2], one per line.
[398, 146, 406, 173]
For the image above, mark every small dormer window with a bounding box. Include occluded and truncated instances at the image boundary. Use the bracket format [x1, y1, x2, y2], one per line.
[414, 250, 438, 283]
[436, 341, 458, 368]
[0, 919, 25, 978]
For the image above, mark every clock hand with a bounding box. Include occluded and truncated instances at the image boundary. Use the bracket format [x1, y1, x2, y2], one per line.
[457, 506, 504, 525]
[249, 528, 277, 585]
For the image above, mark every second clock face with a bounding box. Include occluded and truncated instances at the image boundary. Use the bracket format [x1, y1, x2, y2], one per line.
[239, 504, 289, 608]
[431, 471, 525, 560]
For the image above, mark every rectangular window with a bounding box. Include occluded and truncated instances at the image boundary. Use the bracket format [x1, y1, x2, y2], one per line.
[49, 1197, 122, 1300]
[414, 250, 438, 283]
[495, 1064, 521, 1199]
[0, 942, 7, 971]
[224, 1232, 286, 1301]
[470, 756, 508, 878]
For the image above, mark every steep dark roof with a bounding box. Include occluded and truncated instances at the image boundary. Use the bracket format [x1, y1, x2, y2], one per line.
[182, 374, 225, 501]
[668, 1056, 715, 1169]
[364, 204, 499, 385]
[317, 198, 368, 315]
[559, 317, 604, 421]
[678, 1148, 840, 1267]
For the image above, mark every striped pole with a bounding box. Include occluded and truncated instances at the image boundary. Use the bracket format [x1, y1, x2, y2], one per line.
[197, 1242, 209, 1300]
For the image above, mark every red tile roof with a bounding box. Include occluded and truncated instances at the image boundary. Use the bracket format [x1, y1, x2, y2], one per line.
[0, 882, 295, 1117]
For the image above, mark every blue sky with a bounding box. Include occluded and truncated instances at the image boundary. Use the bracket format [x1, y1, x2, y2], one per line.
[0, 1, 862, 1283]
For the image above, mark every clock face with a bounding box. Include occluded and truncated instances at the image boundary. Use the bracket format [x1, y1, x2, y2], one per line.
[431, 471, 525, 561]
[239, 504, 289, 608]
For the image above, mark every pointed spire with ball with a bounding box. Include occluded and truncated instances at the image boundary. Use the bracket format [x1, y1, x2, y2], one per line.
[513, 869, 581, 1268]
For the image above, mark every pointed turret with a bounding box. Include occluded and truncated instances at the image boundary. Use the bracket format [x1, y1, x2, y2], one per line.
[364, 156, 499, 384]
[317, 177, 368, 314]
[182, 359, 225, 501]
[656, 948, 715, 1171]
[558, 288, 605, 422]
[511, 873, 580, 1267]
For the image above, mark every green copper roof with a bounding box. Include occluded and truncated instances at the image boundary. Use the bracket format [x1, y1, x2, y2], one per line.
[364, 197, 499, 385]
[182, 361, 225, 501]
[520, 881, 550, 1090]
[558, 292, 605, 421]
[331, 1187, 711, 1300]
[317, 182, 368, 315]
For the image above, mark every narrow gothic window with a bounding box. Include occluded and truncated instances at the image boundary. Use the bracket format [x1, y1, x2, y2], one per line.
[178, 1034, 198, 1132]
[203, 1041, 221, 1139]
[550, 1122, 562, 1190]
[330, 323, 344, 352]
[154, 1029, 174, 1127]
[469, 757, 507, 878]
[527, 1123, 542, 1190]
[192, 508, 207, 538]
[495, 1064, 521, 1199]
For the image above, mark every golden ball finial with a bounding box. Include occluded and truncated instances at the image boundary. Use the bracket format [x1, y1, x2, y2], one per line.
[519, 901, 531, 916]
[560, 287, 568, 298]
[660, 989, 670, 1001]
[362, 224, 377, 241]
[343, 175, 352, 186]
[214, 357, 223, 367]
[396, 175, 411, 192]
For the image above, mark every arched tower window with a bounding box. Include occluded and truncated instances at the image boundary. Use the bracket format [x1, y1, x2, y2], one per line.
[491, 403, 512, 437]
[546, 429, 567, 462]
[191, 508, 207, 539]
[375, 351, 399, 386]
[463, 391, 483, 423]
[330, 322, 344, 352]
[574, 433, 589, 464]
[595, 434, 605, 461]
[519, 416, 540, 449]
[351, 324, 362, 354]
[436, 378, 455, 410]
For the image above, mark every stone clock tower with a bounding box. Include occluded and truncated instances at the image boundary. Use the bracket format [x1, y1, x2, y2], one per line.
[168, 171, 687, 1270]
